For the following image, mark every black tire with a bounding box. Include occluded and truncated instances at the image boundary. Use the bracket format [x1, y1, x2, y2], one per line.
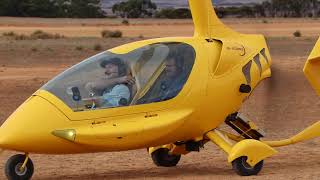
[5, 154, 34, 180]
[232, 156, 263, 176]
[151, 148, 181, 167]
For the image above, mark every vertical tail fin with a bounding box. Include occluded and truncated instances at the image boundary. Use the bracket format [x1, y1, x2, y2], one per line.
[189, 0, 238, 38]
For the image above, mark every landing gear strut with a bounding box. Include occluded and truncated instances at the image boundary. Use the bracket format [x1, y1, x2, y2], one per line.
[5, 154, 34, 180]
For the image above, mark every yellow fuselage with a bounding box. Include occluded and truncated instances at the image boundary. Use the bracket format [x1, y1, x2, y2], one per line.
[0, 0, 272, 154]
[0, 35, 271, 154]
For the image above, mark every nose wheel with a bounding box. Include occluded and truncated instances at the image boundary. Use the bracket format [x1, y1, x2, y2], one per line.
[151, 148, 181, 167]
[232, 156, 264, 176]
[5, 154, 34, 180]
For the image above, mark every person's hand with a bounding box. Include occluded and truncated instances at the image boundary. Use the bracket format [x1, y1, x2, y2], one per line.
[117, 76, 136, 85]
[127, 76, 136, 86]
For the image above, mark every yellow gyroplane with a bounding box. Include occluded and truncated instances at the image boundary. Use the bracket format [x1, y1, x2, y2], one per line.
[1, 0, 320, 179]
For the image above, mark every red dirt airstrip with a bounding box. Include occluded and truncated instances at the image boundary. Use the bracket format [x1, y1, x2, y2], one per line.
[0, 18, 319, 179]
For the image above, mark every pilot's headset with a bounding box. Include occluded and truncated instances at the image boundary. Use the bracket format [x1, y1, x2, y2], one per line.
[100, 58, 127, 77]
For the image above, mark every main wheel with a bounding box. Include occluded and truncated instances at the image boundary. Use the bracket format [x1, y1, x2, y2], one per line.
[232, 156, 263, 176]
[5, 154, 34, 180]
[151, 148, 181, 167]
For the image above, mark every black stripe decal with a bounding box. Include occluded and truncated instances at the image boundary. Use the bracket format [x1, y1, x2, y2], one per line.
[253, 54, 262, 76]
[242, 61, 252, 84]
[260, 48, 269, 64]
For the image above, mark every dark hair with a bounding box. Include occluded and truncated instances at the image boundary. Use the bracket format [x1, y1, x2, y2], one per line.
[100, 58, 127, 76]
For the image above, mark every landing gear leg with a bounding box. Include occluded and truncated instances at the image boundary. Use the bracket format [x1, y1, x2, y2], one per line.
[5, 153, 34, 180]
[206, 130, 274, 176]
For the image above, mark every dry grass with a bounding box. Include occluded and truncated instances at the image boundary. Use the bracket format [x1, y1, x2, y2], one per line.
[0, 18, 320, 38]
[2, 30, 65, 40]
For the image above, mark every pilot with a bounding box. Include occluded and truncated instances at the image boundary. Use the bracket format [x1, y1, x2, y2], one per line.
[159, 57, 185, 100]
[85, 58, 135, 107]
[138, 55, 186, 104]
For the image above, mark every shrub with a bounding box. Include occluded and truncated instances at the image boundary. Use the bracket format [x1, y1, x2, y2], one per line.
[6, 30, 65, 40]
[293, 30, 302, 37]
[31, 47, 38, 52]
[75, 46, 84, 51]
[30, 30, 64, 40]
[93, 44, 102, 51]
[101, 30, 123, 38]
[139, 34, 144, 38]
[2, 31, 16, 37]
[122, 19, 129, 25]
[262, 19, 268, 24]
[14, 34, 29, 40]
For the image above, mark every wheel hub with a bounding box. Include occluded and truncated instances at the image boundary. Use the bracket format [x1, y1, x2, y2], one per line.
[15, 163, 27, 176]
[241, 157, 253, 170]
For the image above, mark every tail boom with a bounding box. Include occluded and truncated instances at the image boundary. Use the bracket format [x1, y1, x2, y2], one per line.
[264, 121, 320, 147]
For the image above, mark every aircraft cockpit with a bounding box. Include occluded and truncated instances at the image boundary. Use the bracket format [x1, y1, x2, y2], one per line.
[41, 42, 196, 111]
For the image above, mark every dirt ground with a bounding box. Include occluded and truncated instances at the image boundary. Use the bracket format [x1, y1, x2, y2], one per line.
[0, 18, 319, 179]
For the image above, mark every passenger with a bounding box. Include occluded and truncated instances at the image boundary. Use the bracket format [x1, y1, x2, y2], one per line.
[85, 58, 135, 107]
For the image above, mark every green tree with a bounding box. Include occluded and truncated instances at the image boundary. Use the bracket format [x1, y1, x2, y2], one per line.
[23, 0, 59, 17]
[53, 0, 71, 17]
[155, 8, 191, 19]
[252, 4, 266, 17]
[0, 0, 28, 16]
[69, 0, 105, 18]
[112, 0, 157, 18]
[0, 0, 105, 18]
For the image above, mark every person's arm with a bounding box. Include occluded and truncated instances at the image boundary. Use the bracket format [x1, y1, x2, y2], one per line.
[86, 76, 135, 93]
[86, 78, 119, 93]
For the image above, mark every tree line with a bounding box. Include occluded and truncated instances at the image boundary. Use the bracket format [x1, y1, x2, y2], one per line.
[113, 0, 320, 19]
[0, 0, 105, 18]
[0, 0, 320, 18]
[217, 0, 320, 18]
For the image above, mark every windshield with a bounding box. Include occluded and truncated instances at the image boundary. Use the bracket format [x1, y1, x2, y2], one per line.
[41, 42, 196, 111]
